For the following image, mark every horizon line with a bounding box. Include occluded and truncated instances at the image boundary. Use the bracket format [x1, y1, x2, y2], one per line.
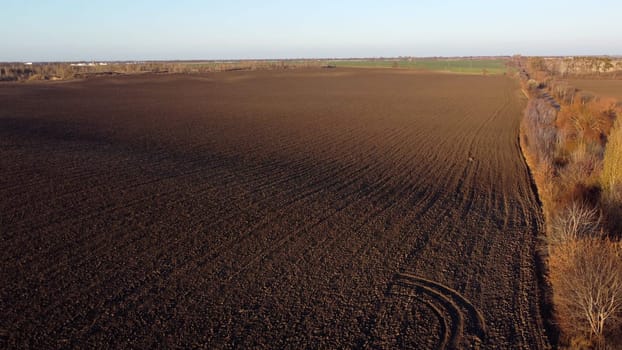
[4, 54, 622, 64]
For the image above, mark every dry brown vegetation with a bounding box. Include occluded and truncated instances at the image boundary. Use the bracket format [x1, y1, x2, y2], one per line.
[0, 69, 550, 348]
[518, 56, 622, 348]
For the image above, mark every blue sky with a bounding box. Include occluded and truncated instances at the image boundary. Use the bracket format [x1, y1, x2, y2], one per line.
[2, 0, 621, 61]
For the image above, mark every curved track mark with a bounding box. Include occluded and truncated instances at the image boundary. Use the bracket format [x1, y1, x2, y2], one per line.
[390, 272, 487, 349]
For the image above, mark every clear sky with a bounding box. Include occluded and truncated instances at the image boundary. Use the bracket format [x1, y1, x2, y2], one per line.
[2, 0, 621, 61]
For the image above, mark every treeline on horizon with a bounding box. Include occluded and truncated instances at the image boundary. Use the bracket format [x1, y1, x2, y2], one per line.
[5, 56, 618, 82]
[0, 60, 329, 82]
[0, 57, 503, 82]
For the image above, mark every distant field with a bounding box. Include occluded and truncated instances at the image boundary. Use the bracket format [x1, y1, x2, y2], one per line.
[567, 78, 622, 100]
[178, 60, 324, 69]
[329, 58, 508, 74]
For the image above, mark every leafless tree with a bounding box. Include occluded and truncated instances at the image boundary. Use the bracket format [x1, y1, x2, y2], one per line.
[548, 202, 601, 247]
[551, 238, 622, 345]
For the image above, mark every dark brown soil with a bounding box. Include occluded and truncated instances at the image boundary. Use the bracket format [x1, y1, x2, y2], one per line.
[0, 69, 550, 349]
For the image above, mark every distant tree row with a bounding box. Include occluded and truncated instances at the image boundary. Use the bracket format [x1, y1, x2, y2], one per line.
[531, 56, 622, 78]
[0, 60, 328, 82]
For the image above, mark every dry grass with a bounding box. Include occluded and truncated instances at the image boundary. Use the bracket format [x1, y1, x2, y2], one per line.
[557, 99, 615, 144]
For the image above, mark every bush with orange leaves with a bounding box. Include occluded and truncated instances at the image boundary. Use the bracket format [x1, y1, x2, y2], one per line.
[551, 95, 617, 210]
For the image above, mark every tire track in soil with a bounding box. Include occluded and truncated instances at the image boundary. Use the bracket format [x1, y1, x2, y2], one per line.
[390, 272, 487, 349]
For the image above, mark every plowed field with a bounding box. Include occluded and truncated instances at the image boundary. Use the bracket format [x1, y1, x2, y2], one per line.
[0, 69, 550, 348]
[568, 78, 622, 100]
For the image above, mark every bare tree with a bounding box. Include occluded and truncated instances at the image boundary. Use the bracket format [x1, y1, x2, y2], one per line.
[548, 202, 601, 247]
[551, 238, 622, 345]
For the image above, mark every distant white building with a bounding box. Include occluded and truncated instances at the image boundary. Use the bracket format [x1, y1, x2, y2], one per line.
[70, 62, 108, 67]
